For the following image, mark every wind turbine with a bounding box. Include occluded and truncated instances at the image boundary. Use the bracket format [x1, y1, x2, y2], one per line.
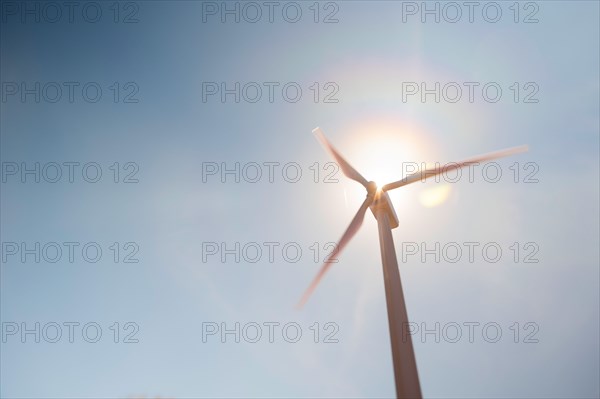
[298, 127, 528, 399]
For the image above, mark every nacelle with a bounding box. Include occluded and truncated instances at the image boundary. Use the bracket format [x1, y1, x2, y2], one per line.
[370, 190, 399, 229]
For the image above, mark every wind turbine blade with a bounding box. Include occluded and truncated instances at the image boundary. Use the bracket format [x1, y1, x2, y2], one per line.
[313, 127, 369, 188]
[296, 196, 373, 308]
[382, 145, 528, 191]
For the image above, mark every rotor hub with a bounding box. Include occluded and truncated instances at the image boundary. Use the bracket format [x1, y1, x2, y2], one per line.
[367, 181, 378, 195]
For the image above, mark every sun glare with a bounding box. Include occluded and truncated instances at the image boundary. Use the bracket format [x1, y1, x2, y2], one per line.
[343, 120, 432, 185]
[337, 119, 453, 209]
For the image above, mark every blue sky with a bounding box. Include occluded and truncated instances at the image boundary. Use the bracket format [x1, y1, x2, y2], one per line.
[1, 1, 599, 398]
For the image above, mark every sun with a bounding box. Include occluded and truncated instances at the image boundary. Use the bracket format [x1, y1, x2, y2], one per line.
[344, 121, 432, 186]
[337, 118, 453, 208]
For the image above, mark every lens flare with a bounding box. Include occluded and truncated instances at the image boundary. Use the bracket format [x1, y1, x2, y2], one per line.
[418, 184, 452, 208]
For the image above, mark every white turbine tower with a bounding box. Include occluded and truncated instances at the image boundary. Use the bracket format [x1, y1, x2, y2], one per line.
[299, 127, 528, 399]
